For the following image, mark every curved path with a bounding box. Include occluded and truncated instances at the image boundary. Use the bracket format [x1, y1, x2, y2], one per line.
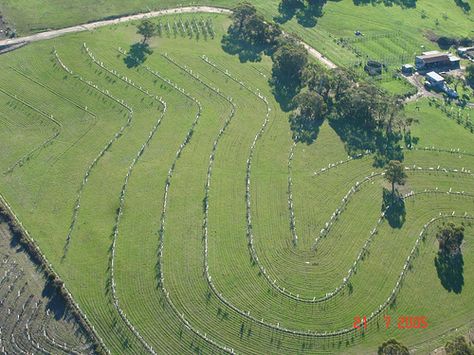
[0, 6, 337, 69]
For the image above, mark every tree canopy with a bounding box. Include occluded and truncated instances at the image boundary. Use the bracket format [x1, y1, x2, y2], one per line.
[378, 339, 409, 355]
[466, 63, 474, 86]
[445, 336, 473, 354]
[436, 222, 465, 256]
[222, 2, 282, 62]
[137, 20, 157, 43]
[289, 91, 327, 142]
[384, 160, 407, 195]
[435, 222, 465, 293]
[270, 38, 308, 106]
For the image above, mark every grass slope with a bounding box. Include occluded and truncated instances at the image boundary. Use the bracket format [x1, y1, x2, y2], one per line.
[0, 13, 473, 354]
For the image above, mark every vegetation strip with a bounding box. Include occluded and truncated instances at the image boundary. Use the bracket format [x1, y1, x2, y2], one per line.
[117, 47, 235, 353]
[84, 44, 169, 354]
[163, 52, 239, 353]
[9, 66, 99, 166]
[54, 48, 134, 254]
[198, 56, 474, 335]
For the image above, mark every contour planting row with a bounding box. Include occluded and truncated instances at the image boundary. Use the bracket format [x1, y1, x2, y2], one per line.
[83, 45, 170, 355]
[9, 296, 34, 354]
[181, 56, 474, 338]
[10, 66, 97, 118]
[54, 48, 134, 254]
[412, 146, 474, 158]
[191, 56, 365, 337]
[0, 87, 62, 175]
[312, 151, 371, 176]
[288, 143, 298, 245]
[9, 66, 99, 166]
[160, 53, 236, 354]
[305, 166, 474, 302]
[42, 317, 82, 354]
[117, 47, 233, 353]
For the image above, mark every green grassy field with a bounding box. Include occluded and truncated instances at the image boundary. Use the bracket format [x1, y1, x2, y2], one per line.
[0, 12, 474, 354]
[2, 0, 472, 98]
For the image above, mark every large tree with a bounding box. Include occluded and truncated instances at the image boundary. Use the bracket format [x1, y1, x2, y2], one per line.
[384, 160, 407, 196]
[292, 91, 327, 121]
[336, 82, 383, 130]
[466, 63, 474, 86]
[445, 336, 473, 354]
[435, 223, 465, 293]
[230, 2, 257, 33]
[302, 63, 334, 104]
[378, 339, 409, 355]
[137, 20, 157, 44]
[270, 38, 308, 101]
[289, 91, 327, 143]
[437, 223, 464, 256]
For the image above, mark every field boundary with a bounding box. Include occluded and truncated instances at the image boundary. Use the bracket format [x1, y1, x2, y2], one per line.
[0, 192, 109, 354]
[0, 6, 336, 69]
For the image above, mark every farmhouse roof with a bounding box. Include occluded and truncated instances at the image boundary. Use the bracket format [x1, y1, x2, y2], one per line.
[448, 54, 460, 62]
[416, 53, 449, 63]
[422, 50, 441, 56]
[426, 71, 444, 83]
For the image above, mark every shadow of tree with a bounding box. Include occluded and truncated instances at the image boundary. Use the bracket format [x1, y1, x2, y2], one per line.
[352, 0, 417, 8]
[329, 119, 404, 166]
[123, 42, 153, 68]
[382, 188, 406, 228]
[289, 115, 324, 144]
[435, 252, 464, 293]
[42, 281, 67, 320]
[272, 83, 302, 112]
[221, 36, 264, 63]
[454, 0, 471, 12]
[274, 0, 328, 27]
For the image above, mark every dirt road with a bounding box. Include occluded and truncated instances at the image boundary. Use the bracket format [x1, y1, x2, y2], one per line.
[0, 6, 337, 69]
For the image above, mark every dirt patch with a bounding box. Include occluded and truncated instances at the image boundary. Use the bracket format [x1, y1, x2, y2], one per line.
[0, 220, 93, 353]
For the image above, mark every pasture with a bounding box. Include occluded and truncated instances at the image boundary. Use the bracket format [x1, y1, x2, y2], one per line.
[0, 11, 473, 354]
[2, 0, 472, 97]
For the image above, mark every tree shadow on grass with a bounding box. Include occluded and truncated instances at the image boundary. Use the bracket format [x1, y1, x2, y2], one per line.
[435, 252, 464, 293]
[272, 83, 302, 112]
[454, 0, 471, 12]
[221, 35, 265, 63]
[381, 188, 406, 228]
[289, 115, 324, 144]
[274, 0, 327, 27]
[123, 42, 153, 68]
[329, 119, 404, 167]
[353, 0, 417, 8]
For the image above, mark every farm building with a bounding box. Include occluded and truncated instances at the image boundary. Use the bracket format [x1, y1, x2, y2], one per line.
[425, 71, 445, 89]
[457, 47, 474, 60]
[415, 51, 460, 71]
[401, 64, 414, 75]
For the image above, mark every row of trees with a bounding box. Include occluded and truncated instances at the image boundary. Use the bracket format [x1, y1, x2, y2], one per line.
[378, 336, 473, 354]
[466, 63, 474, 87]
[225, 3, 412, 166]
[290, 57, 411, 165]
